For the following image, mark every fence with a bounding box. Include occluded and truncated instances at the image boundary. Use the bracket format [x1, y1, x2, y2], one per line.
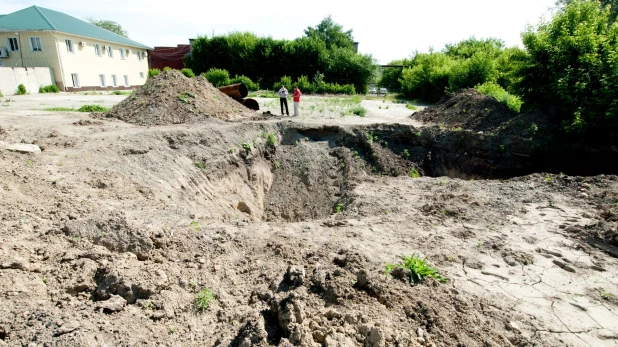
[0, 67, 55, 96]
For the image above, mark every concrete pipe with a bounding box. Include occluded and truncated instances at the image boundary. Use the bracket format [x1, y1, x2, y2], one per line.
[237, 98, 260, 111]
[217, 83, 248, 99]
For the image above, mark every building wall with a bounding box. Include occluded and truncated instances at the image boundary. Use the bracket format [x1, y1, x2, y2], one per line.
[0, 31, 63, 87]
[56, 32, 149, 91]
[0, 67, 55, 95]
[0, 31, 149, 91]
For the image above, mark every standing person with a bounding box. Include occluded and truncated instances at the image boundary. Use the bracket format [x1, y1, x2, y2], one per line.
[292, 86, 302, 117]
[278, 85, 289, 116]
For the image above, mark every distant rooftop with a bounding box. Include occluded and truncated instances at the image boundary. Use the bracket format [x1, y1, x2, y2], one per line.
[0, 6, 151, 49]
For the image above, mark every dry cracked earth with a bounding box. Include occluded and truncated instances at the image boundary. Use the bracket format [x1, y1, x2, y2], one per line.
[0, 92, 617, 347]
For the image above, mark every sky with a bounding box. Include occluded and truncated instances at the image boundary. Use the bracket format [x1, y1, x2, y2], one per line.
[4, 0, 558, 64]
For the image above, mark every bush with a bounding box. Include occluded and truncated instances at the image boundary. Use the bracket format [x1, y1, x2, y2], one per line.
[273, 76, 293, 92]
[295, 75, 315, 94]
[399, 53, 455, 102]
[39, 84, 60, 93]
[317, 82, 355, 94]
[448, 51, 498, 92]
[163, 67, 172, 71]
[203, 68, 231, 87]
[520, 0, 618, 133]
[475, 82, 522, 113]
[181, 68, 195, 78]
[16, 84, 27, 95]
[230, 75, 259, 91]
[350, 105, 366, 117]
[148, 69, 161, 78]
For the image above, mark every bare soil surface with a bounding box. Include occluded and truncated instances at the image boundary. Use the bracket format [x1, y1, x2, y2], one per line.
[0, 85, 617, 347]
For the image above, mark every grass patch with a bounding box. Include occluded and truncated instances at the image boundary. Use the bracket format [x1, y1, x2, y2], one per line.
[475, 82, 522, 113]
[267, 133, 276, 146]
[350, 105, 366, 117]
[195, 288, 215, 312]
[405, 103, 418, 110]
[249, 90, 278, 98]
[384, 253, 448, 283]
[111, 90, 132, 95]
[334, 203, 344, 214]
[44, 107, 76, 112]
[408, 168, 420, 178]
[78, 105, 110, 112]
[39, 84, 60, 93]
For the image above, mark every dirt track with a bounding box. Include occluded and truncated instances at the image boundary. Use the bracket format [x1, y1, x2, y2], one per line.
[0, 91, 617, 347]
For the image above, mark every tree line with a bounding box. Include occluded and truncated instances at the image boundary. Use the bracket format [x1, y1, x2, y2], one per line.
[184, 16, 376, 94]
[381, 0, 617, 136]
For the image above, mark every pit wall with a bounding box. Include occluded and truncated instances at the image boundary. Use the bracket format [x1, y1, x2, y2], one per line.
[0, 67, 55, 95]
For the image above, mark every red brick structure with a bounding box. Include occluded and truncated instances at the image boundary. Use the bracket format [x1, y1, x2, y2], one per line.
[148, 44, 191, 70]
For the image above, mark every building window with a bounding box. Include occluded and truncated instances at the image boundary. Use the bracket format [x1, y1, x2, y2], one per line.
[119, 48, 125, 59]
[71, 73, 80, 88]
[7, 38, 19, 51]
[65, 39, 73, 53]
[112, 75, 118, 87]
[29, 37, 42, 51]
[137, 51, 142, 61]
[123, 75, 129, 87]
[99, 74, 106, 87]
[94, 44, 101, 56]
[139, 72, 144, 79]
[107, 46, 113, 58]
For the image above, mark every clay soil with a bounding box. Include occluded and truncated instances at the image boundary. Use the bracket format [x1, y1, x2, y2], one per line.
[0, 84, 617, 347]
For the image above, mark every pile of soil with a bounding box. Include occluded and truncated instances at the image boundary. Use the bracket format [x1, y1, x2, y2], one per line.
[412, 89, 524, 132]
[105, 70, 256, 126]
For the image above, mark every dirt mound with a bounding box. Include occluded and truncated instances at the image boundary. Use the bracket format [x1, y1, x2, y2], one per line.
[105, 70, 256, 125]
[412, 89, 516, 132]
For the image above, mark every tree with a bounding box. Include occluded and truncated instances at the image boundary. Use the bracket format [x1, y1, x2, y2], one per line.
[556, 0, 617, 23]
[304, 16, 354, 50]
[87, 18, 129, 38]
[521, 0, 618, 133]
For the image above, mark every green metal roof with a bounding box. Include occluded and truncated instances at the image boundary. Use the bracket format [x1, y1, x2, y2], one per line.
[0, 6, 151, 49]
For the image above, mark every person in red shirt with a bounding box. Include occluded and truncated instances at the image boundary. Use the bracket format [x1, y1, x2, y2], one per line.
[292, 86, 302, 117]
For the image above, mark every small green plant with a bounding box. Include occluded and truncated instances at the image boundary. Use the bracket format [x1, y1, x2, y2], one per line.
[39, 84, 60, 93]
[384, 253, 448, 284]
[350, 105, 366, 117]
[181, 68, 195, 78]
[148, 68, 161, 78]
[169, 326, 178, 334]
[111, 90, 131, 95]
[402, 149, 410, 159]
[144, 301, 153, 310]
[545, 177, 552, 182]
[193, 162, 206, 171]
[25, 159, 33, 167]
[42, 277, 48, 284]
[385, 105, 389, 109]
[77, 104, 110, 112]
[241, 142, 252, 151]
[195, 288, 215, 312]
[476, 240, 483, 247]
[16, 84, 27, 95]
[267, 133, 276, 146]
[334, 203, 344, 214]
[600, 291, 612, 299]
[408, 168, 420, 178]
[273, 161, 281, 169]
[190, 220, 200, 231]
[405, 103, 417, 110]
[163, 67, 172, 71]
[529, 123, 538, 135]
[366, 131, 378, 144]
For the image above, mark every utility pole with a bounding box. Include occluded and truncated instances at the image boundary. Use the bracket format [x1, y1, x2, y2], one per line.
[15, 32, 24, 67]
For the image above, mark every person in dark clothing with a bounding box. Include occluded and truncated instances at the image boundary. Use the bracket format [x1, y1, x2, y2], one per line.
[278, 85, 289, 116]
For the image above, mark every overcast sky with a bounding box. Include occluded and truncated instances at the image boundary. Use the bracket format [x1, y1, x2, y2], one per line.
[5, 0, 558, 64]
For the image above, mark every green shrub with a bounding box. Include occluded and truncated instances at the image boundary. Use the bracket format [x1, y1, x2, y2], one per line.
[148, 69, 161, 78]
[180, 68, 195, 78]
[448, 52, 498, 92]
[384, 253, 448, 283]
[400, 53, 456, 102]
[16, 84, 27, 95]
[194, 288, 215, 312]
[294, 75, 315, 94]
[230, 75, 259, 91]
[39, 84, 60, 93]
[475, 82, 522, 113]
[273, 76, 293, 92]
[317, 82, 355, 94]
[350, 105, 366, 117]
[203, 68, 231, 87]
[267, 133, 276, 146]
[77, 104, 110, 112]
[163, 67, 172, 71]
